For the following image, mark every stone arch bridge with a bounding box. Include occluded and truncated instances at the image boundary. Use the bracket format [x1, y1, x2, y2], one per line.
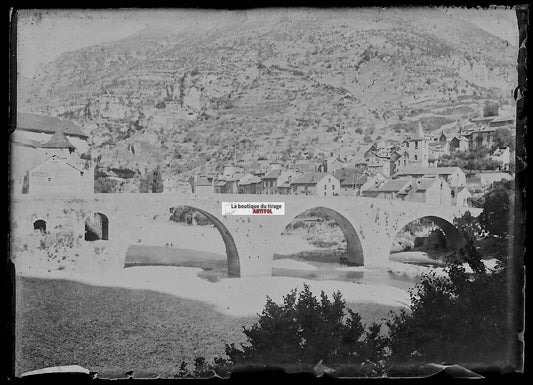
[11, 193, 480, 277]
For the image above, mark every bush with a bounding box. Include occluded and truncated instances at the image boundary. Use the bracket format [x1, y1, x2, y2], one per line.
[170, 207, 210, 226]
[385, 262, 508, 374]
[224, 284, 387, 376]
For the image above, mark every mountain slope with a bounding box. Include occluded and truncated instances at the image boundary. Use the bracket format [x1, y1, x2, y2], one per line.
[18, 9, 517, 185]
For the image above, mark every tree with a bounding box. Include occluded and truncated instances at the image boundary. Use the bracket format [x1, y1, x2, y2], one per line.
[483, 102, 499, 117]
[385, 182, 512, 374]
[478, 179, 513, 261]
[151, 167, 164, 193]
[493, 127, 513, 149]
[139, 167, 164, 193]
[225, 284, 387, 376]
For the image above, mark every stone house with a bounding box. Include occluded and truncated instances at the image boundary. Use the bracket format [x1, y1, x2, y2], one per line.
[25, 128, 94, 195]
[404, 177, 452, 206]
[291, 172, 340, 196]
[326, 156, 350, 174]
[449, 136, 470, 152]
[276, 170, 303, 195]
[16, 112, 90, 154]
[394, 166, 466, 188]
[191, 175, 214, 195]
[467, 127, 497, 150]
[261, 169, 283, 195]
[238, 173, 263, 194]
[333, 168, 367, 196]
[490, 146, 511, 170]
[451, 186, 472, 207]
[362, 178, 412, 200]
[28, 155, 94, 196]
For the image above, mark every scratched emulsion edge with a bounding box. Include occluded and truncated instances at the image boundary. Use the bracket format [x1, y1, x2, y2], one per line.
[6, 7, 17, 381]
[512, 4, 527, 374]
[5, 7, 527, 380]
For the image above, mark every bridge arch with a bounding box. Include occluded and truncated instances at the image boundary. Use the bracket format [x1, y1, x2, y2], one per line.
[33, 219, 47, 233]
[84, 212, 109, 241]
[393, 215, 465, 252]
[278, 206, 364, 266]
[171, 205, 241, 278]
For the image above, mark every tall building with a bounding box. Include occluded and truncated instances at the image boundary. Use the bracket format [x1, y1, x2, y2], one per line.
[401, 122, 429, 168]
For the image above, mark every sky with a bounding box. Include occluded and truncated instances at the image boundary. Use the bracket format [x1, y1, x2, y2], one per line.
[16, 7, 519, 79]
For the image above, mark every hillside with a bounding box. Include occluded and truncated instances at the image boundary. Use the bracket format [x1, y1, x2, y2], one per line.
[17, 9, 518, 186]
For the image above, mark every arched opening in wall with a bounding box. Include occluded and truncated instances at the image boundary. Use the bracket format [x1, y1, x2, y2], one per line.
[390, 216, 464, 268]
[124, 205, 240, 279]
[84, 213, 109, 241]
[272, 206, 364, 282]
[33, 219, 47, 234]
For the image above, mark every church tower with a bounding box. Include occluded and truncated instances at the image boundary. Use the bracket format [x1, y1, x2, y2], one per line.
[402, 121, 429, 168]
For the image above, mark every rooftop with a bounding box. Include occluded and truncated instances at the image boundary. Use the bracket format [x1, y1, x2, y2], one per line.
[262, 169, 283, 179]
[415, 178, 440, 191]
[41, 128, 76, 150]
[395, 166, 462, 176]
[17, 112, 88, 138]
[372, 178, 412, 192]
[292, 172, 331, 185]
[238, 174, 262, 186]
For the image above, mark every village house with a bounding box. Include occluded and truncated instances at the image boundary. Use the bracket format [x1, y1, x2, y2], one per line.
[16, 112, 90, 154]
[291, 172, 340, 196]
[261, 169, 283, 195]
[191, 175, 214, 195]
[490, 146, 511, 170]
[451, 186, 472, 207]
[404, 177, 452, 206]
[363, 177, 452, 206]
[333, 168, 367, 196]
[393, 166, 466, 188]
[360, 172, 387, 194]
[238, 173, 263, 194]
[276, 170, 303, 195]
[26, 129, 94, 196]
[362, 178, 412, 200]
[428, 141, 450, 165]
[467, 127, 497, 150]
[215, 174, 241, 194]
[449, 136, 470, 152]
[325, 155, 350, 174]
[365, 150, 393, 177]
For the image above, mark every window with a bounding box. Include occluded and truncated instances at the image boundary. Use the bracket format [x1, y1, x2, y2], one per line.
[415, 141, 418, 149]
[48, 177, 52, 182]
[414, 155, 418, 160]
[324, 192, 327, 196]
[332, 184, 335, 190]
[328, 178, 331, 183]
[324, 185, 327, 190]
